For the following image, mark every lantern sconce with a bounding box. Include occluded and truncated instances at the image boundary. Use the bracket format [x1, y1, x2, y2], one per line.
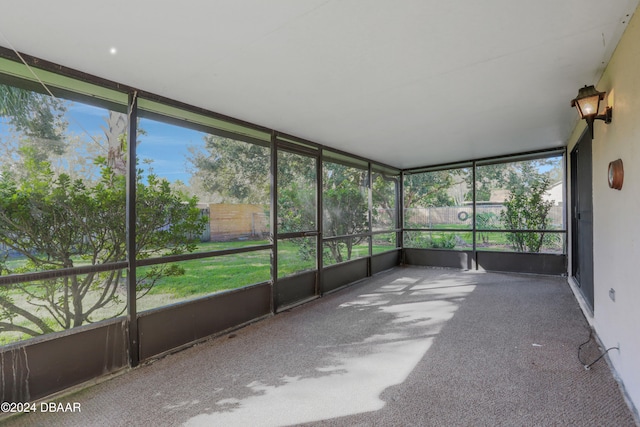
[571, 85, 613, 139]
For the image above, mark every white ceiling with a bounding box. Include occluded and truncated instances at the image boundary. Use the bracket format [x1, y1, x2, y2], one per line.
[1, 0, 638, 169]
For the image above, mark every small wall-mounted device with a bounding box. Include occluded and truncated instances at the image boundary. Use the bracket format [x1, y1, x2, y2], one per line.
[609, 288, 616, 302]
[608, 159, 624, 190]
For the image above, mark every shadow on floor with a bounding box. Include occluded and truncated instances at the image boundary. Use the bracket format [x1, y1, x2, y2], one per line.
[3, 267, 636, 427]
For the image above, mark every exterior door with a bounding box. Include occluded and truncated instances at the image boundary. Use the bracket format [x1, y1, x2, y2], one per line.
[274, 143, 320, 310]
[571, 131, 594, 310]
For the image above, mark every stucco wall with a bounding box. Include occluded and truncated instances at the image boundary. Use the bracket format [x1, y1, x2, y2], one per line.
[567, 8, 640, 414]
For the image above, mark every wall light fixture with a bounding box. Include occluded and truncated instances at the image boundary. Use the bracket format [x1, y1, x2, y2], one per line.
[571, 85, 612, 139]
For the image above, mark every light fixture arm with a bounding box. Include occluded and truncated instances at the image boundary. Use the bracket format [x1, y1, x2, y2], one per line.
[594, 106, 613, 123]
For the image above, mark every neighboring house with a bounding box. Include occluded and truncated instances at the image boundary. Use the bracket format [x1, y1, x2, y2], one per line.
[489, 189, 509, 204]
[488, 181, 563, 206]
[544, 181, 563, 206]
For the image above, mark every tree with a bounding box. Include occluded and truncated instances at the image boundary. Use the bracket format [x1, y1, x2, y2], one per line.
[472, 163, 508, 201]
[403, 169, 469, 231]
[276, 152, 317, 262]
[103, 111, 129, 175]
[1, 85, 128, 184]
[1, 84, 67, 163]
[0, 154, 205, 337]
[187, 136, 270, 204]
[500, 164, 554, 252]
[372, 172, 398, 230]
[472, 158, 562, 202]
[323, 163, 369, 263]
[404, 170, 456, 211]
[476, 211, 500, 244]
[187, 137, 397, 262]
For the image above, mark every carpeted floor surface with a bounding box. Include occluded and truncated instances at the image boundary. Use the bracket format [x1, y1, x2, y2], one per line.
[2, 267, 637, 426]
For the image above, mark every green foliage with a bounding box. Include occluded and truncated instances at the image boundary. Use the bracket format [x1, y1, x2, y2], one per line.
[432, 233, 457, 249]
[0, 154, 205, 337]
[278, 180, 317, 233]
[187, 136, 270, 203]
[476, 212, 500, 244]
[187, 136, 395, 266]
[276, 152, 318, 266]
[295, 237, 316, 262]
[405, 232, 457, 249]
[0, 84, 68, 160]
[323, 163, 369, 263]
[472, 164, 508, 201]
[500, 166, 554, 252]
[404, 170, 456, 209]
[473, 158, 562, 203]
[143, 245, 270, 298]
[372, 172, 398, 229]
[404, 169, 470, 229]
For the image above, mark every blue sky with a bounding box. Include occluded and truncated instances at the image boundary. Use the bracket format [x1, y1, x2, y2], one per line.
[65, 102, 206, 183]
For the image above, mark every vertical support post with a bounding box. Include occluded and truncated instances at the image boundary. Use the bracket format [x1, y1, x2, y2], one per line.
[316, 150, 323, 294]
[399, 171, 404, 265]
[562, 148, 569, 263]
[126, 91, 139, 367]
[270, 131, 278, 311]
[472, 161, 477, 270]
[367, 162, 373, 277]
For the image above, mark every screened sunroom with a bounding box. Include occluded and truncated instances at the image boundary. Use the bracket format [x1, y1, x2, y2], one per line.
[1, 1, 639, 425]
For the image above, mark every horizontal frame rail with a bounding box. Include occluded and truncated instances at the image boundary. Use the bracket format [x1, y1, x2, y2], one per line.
[404, 228, 566, 234]
[0, 244, 273, 287]
[0, 261, 129, 287]
[137, 244, 272, 267]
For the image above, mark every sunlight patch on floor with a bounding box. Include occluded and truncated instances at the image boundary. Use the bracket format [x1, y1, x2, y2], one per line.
[183, 280, 476, 427]
[184, 338, 433, 427]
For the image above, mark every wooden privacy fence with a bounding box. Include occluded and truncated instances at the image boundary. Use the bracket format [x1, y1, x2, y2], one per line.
[405, 205, 565, 228]
[207, 203, 269, 241]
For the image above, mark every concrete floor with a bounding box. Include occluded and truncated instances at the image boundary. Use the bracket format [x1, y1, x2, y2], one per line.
[2, 267, 637, 426]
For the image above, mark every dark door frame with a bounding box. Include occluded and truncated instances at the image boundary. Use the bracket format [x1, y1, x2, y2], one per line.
[272, 138, 321, 310]
[570, 130, 595, 311]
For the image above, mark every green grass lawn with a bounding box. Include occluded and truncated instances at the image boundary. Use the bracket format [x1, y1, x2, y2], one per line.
[0, 231, 560, 346]
[0, 239, 398, 344]
[143, 247, 271, 298]
[404, 230, 564, 253]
